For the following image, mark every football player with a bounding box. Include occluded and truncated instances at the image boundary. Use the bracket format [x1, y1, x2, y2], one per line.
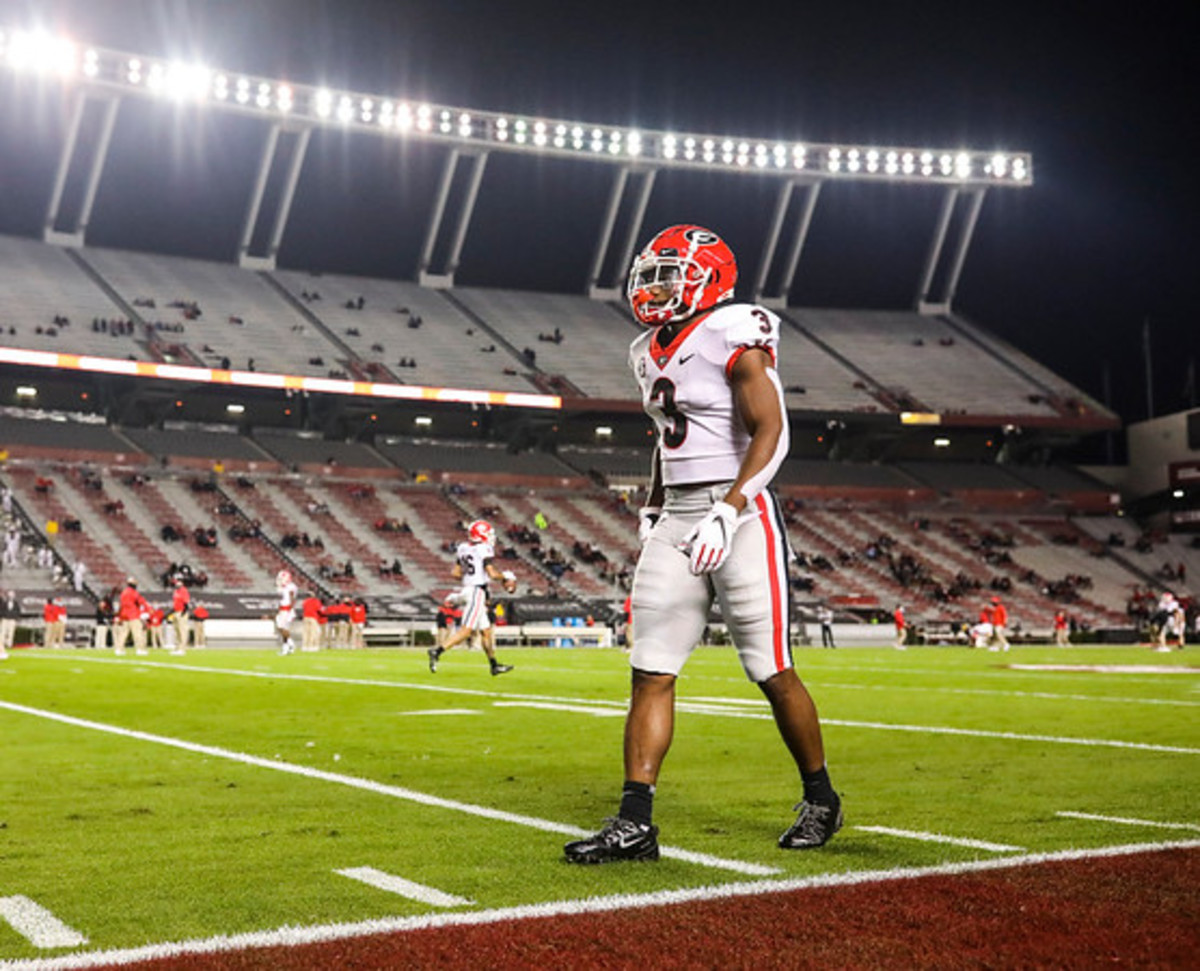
[275, 569, 298, 655]
[565, 225, 841, 864]
[427, 519, 516, 675]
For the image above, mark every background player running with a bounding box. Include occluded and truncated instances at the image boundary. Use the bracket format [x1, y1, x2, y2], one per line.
[427, 519, 516, 675]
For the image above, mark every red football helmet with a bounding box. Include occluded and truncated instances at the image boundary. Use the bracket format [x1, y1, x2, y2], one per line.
[468, 519, 495, 545]
[626, 224, 737, 326]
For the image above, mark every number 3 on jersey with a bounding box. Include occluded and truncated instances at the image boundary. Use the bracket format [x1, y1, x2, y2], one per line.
[650, 377, 688, 449]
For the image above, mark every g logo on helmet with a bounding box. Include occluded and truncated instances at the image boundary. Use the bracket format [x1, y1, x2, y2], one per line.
[683, 228, 721, 247]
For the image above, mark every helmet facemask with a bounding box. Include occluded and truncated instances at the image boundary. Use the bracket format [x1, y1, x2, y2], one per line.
[627, 256, 712, 326]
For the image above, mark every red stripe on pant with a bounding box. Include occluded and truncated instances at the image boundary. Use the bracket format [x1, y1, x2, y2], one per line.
[755, 493, 786, 671]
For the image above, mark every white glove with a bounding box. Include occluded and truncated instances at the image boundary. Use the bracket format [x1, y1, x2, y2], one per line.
[680, 501, 739, 575]
[637, 506, 662, 545]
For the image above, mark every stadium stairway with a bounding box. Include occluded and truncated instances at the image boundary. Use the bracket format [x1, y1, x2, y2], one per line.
[5, 467, 127, 591]
[135, 477, 256, 591]
[478, 490, 609, 598]
[305, 481, 417, 595]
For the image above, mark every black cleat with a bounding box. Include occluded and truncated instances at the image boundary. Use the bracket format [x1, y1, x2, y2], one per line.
[778, 798, 843, 849]
[490, 663, 513, 676]
[427, 648, 440, 673]
[564, 817, 660, 864]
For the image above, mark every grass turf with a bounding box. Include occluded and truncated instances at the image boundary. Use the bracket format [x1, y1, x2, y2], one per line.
[0, 643, 1196, 961]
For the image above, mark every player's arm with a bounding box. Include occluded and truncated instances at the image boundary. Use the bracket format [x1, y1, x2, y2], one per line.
[646, 446, 664, 509]
[680, 346, 785, 574]
[485, 562, 517, 592]
[722, 346, 786, 513]
[638, 447, 664, 544]
[450, 562, 464, 580]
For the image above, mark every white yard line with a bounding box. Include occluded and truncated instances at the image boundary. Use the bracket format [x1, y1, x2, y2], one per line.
[814, 681, 1200, 708]
[20, 654, 1199, 755]
[854, 826, 1024, 852]
[0, 897, 88, 949]
[1007, 664, 1199, 675]
[0, 700, 778, 879]
[1056, 811, 1200, 832]
[5, 839, 1198, 970]
[334, 868, 473, 907]
[820, 717, 1200, 755]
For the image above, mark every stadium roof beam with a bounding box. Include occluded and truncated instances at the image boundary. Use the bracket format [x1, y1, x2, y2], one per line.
[587, 166, 657, 300]
[2, 26, 1033, 308]
[915, 187, 988, 315]
[238, 121, 313, 271]
[42, 87, 120, 247]
[418, 148, 489, 288]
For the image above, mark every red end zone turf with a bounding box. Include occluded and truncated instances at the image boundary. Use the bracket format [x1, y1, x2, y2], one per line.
[112, 848, 1198, 970]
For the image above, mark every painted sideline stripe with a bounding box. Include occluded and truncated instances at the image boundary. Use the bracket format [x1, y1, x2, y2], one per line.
[1056, 811, 1200, 833]
[0, 896, 88, 949]
[854, 826, 1024, 853]
[6, 840, 1198, 970]
[0, 700, 778, 879]
[22, 655, 1198, 755]
[494, 701, 626, 718]
[335, 868, 473, 907]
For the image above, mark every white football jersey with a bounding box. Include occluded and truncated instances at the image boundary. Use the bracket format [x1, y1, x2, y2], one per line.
[455, 540, 494, 588]
[278, 581, 297, 611]
[629, 303, 784, 487]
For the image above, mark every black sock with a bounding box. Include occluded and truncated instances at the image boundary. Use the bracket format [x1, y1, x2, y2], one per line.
[618, 780, 655, 826]
[801, 766, 837, 806]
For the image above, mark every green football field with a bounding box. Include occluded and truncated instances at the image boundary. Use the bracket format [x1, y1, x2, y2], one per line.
[0, 643, 1197, 965]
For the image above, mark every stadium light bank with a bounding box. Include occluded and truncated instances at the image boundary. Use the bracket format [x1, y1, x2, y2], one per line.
[0, 26, 1032, 187]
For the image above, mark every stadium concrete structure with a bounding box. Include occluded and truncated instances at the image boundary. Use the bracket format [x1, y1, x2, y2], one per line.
[0, 26, 1192, 644]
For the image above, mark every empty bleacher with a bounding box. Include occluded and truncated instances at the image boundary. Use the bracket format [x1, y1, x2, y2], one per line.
[80, 247, 344, 376]
[0, 234, 151, 360]
[271, 270, 537, 393]
[795, 309, 1065, 418]
[451, 288, 638, 399]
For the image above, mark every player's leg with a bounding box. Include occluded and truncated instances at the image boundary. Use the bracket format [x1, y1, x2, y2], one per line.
[717, 490, 842, 850]
[565, 495, 708, 864]
[479, 628, 512, 675]
[277, 612, 296, 654]
[430, 589, 482, 670]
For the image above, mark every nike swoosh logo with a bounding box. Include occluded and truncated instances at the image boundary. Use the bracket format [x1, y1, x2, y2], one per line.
[679, 353, 695, 364]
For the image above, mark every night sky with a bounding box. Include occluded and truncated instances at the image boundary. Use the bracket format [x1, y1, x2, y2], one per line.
[0, 0, 1194, 432]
